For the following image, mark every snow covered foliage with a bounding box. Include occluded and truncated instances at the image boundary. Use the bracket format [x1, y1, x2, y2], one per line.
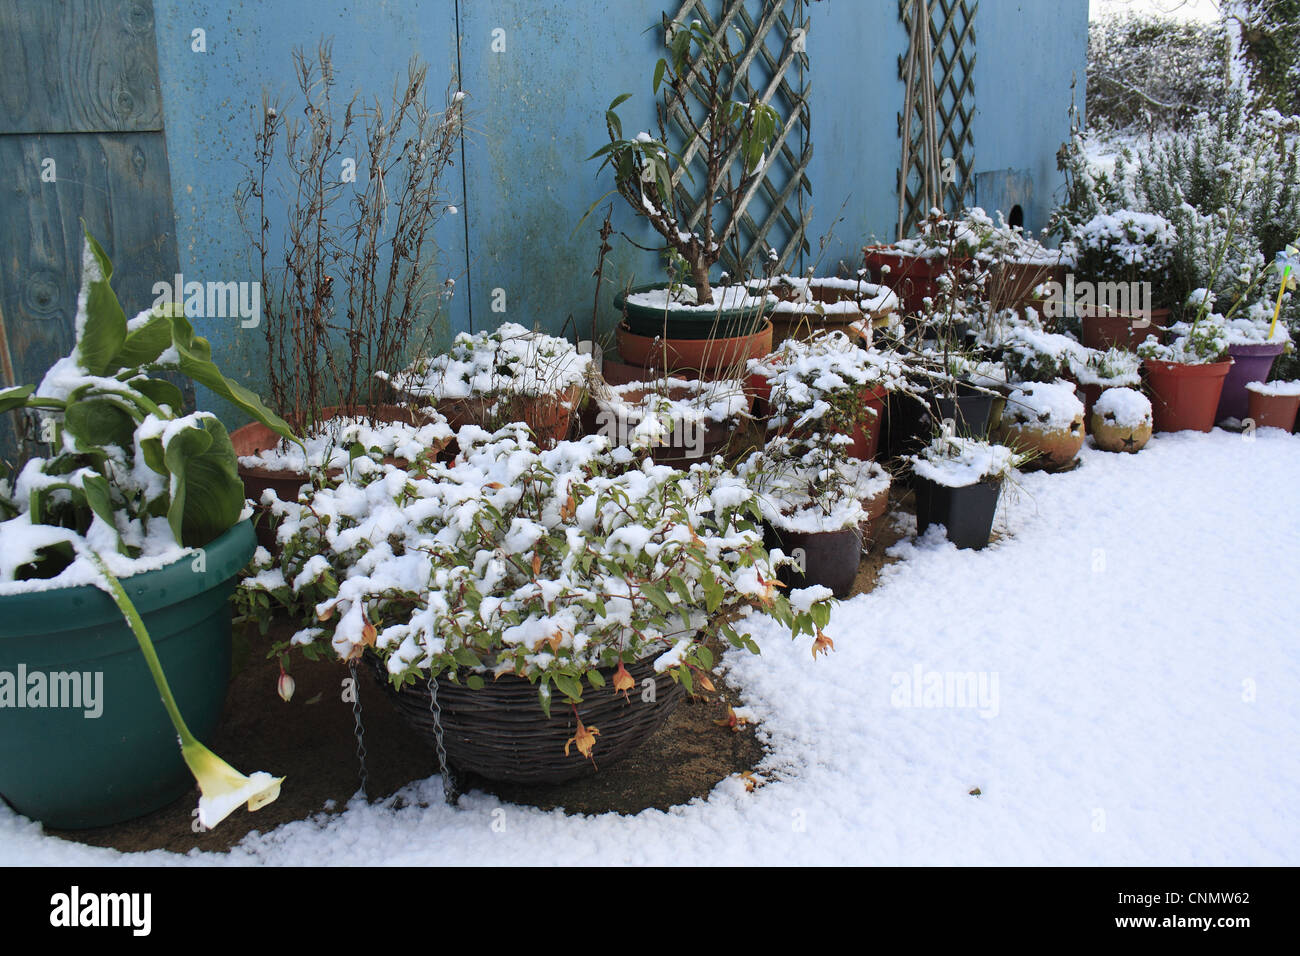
[0, 232, 295, 591]
[239, 425, 835, 714]
[736, 440, 889, 534]
[908, 435, 1024, 489]
[1087, 13, 1229, 135]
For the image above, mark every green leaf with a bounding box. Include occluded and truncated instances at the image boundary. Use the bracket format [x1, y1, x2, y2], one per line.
[553, 673, 584, 703]
[81, 472, 126, 554]
[586, 670, 606, 689]
[0, 385, 33, 414]
[160, 307, 299, 446]
[653, 58, 667, 93]
[465, 674, 485, 690]
[64, 399, 136, 451]
[161, 416, 244, 547]
[113, 310, 173, 371]
[131, 377, 185, 417]
[452, 647, 480, 667]
[76, 230, 128, 376]
[640, 582, 673, 614]
[608, 92, 632, 111]
[697, 645, 714, 670]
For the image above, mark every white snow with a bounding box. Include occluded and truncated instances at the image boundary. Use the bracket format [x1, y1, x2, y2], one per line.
[1092, 387, 1153, 428]
[1246, 380, 1300, 397]
[3, 430, 1299, 865]
[1001, 381, 1086, 430]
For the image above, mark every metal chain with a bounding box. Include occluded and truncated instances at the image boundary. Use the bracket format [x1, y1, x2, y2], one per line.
[348, 659, 369, 800]
[427, 670, 459, 805]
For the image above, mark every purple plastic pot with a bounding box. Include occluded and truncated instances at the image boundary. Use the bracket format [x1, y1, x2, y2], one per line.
[1217, 342, 1286, 422]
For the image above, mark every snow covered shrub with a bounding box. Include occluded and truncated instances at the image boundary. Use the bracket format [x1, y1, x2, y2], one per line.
[1064, 209, 1176, 304]
[735, 437, 889, 534]
[1073, 346, 1142, 388]
[1087, 13, 1229, 135]
[241, 426, 834, 714]
[385, 321, 591, 427]
[0, 233, 295, 584]
[1139, 316, 1231, 364]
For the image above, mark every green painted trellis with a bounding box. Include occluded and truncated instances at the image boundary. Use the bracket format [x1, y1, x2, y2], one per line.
[664, 0, 813, 279]
[897, 0, 977, 238]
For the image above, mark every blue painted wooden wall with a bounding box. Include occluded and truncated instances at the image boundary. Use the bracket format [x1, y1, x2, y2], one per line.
[147, 0, 1087, 428]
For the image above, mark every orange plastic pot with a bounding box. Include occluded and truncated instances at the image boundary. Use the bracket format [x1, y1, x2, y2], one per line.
[615, 319, 773, 378]
[848, 384, 890, 460]
[1143, 359, 1233, 433]
[1079, 307, 1170, 350]
[1246, 388, 1300, 431]
[862, 246, 971, 313]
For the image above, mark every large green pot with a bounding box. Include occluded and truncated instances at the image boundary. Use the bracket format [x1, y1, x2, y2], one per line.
[614, 283, 772, 340]
[0, 520, 255, 829]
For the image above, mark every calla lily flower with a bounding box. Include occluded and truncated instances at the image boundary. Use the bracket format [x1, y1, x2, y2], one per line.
[87, 550, 284, 828]
[184, 742, 283, 829]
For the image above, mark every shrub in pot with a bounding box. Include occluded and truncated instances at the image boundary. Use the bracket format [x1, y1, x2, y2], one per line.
[996, 380, 1087, 471]
[584, 375, 748, 467]
[749, 274, 899, 347]
[1203, 311, 1293, 422]
[1138, 317, 1233, 432]
[1072, 346, 1142, 418]
[240, 425, 835, 785]
[589, 20, 780, 340]
[1245, 380, 1300, 431]
[1090, 387, 1153, 453]
[907, 435, 1024, 550]
[736, 437, 890, 599]
[0, 233, 290, 829]
[385, 321, 590, 448]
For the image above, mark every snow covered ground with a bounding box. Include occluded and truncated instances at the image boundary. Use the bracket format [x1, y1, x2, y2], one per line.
[4, 428, 1298, 865]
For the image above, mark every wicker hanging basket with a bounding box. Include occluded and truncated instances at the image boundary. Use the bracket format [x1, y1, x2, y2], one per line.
[368, 652, 685, 785]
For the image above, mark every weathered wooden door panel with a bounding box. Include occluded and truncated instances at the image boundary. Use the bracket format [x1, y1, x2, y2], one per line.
[0, 0, 164, 134]
[0, 0, 180, 464]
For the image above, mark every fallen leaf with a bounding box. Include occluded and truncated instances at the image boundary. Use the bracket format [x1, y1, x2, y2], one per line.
[714, 705, 747, 732]
[969, 787, 982, 797]
[740, 771, 757, 792]
[697, 670, 716, 693]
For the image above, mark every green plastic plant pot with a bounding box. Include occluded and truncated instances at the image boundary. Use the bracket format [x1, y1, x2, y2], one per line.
[613, 283, 772, 340]
[0, 520, 256, 829]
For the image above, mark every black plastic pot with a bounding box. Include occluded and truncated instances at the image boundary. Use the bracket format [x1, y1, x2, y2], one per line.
[931, 383, 997, 436]
[764, 524, 862, 599]
[913, 476, 1002, 550]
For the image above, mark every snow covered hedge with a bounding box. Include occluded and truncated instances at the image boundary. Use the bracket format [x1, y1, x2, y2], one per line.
[240, 425, 835, 713]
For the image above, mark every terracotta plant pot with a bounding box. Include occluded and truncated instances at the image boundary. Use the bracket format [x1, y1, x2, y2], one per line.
[580, 381, 738, 468]
[231, 404, 448, 552]
[859, 479, 891, 548]
[764, 524, 862, 600]
[913, 476, 1002, 550]
[1078, 307, 1170, 351]
[1246, 383, 1300, 431]
[1143, 359, 1233, 433]
[758, 277, 896, 348]
[862, 246, 971, 314]
[615, 319, 773, 379]
[1090, 413, 1152, 453]
[1216, 342, 1287, 422]
[849, 384, 891, 461]
[987, 261, 1068, 312]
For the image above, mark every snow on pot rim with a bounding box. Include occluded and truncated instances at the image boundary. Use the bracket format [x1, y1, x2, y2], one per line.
[1000, 380, 1086, 430]
[1246, 379, 1300, 397]
[753, 274, 900, 315]
[380, 321, 591, 401]
[1169, 314, 1292, 349]
[737, 448, 889, 534]
[1091, 387, 1153, 428]
[1072, 347, 1142, 387]
[622, 284, 773, 314]
[908, 435, 1024, 488]
[603, 377, 748, 423]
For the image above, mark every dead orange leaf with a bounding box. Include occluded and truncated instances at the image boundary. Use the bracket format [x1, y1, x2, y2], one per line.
[812, 629, 834, 659]
[564, 716, 600, 761]
[361, 617, 377, 647]
[612, 659, 635, 701]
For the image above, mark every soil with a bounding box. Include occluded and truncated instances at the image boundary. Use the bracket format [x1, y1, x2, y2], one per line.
[42, 490, 913, 855]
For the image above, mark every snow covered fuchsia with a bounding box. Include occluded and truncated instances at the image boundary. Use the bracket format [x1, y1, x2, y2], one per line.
[0, 230, 293, 828]
[240, 425, 837, 769]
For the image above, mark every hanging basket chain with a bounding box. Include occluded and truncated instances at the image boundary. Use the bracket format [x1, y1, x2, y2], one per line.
[348, 659, 369, 800]
[427, 670, 460, 805]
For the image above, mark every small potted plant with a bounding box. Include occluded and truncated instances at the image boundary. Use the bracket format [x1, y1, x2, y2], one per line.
[1072, 346, 1142, 419]
[0, 233, 289, 830]
[385, 321, 591, 447]
[749, 273, 899, 348]
[1059, 209, 1175, 348]
[907, 434, 1024, 550]
[588, 19, 780, 365]
[1090, 387, 1153, 453]
[584, 374, 748, 467]
[862, 208, 987, 315]
[1138, 315, 1233, 433]
[242, 425, 836, 785]
[737, 438, 890, 599]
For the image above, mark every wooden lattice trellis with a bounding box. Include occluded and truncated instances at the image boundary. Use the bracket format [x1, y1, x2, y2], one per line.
[897, 0, 977, 238]
[665, 0, 812, 279]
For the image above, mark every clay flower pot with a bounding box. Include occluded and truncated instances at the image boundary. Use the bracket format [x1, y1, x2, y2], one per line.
[862, 246, 971, 314]
[995, 381, 1086, 470]
[615, 319, 773, 380]
[1143, 358, 1233, 433]
[1089, 387, 1153, 453]
[998, 418, 1085, 469]
[614, 284, 771, 340]
[1246, 381, 1300, 431]
[438, 385, 580, 447]
[1078, 306, 1170, 351]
